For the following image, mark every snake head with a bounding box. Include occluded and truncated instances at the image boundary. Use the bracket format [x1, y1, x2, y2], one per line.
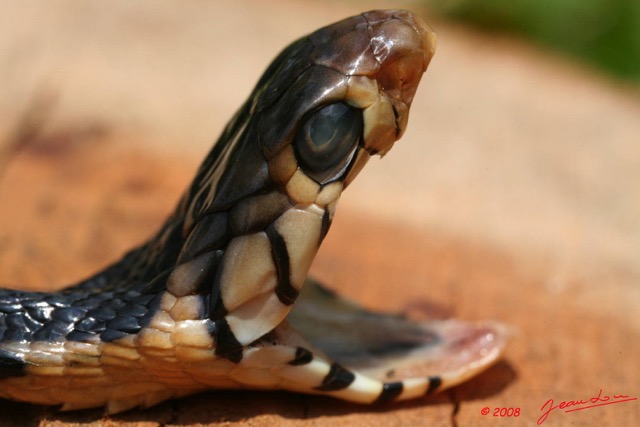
[183, 11, 435, 227]
[256, 10, 436, 189]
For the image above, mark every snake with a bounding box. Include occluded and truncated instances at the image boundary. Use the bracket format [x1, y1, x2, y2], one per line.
[0, 10, 507, 413]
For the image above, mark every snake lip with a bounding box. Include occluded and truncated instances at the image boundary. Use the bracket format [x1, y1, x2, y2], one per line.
[362, 10, 436, 155]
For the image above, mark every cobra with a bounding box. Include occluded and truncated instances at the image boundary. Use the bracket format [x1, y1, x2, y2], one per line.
[0, 10, 507, 413]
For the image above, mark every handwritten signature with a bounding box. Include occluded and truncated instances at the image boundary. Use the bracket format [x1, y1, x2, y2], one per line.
[537, 389, 637, 424]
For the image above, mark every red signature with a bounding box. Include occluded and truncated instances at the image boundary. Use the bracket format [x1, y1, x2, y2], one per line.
[537, 389, 637, 424]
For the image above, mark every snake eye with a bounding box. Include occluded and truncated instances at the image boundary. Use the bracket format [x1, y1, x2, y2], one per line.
[294, 102, 362, 184]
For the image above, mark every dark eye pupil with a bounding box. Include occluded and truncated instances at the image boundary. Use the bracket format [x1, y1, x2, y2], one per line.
[294, 103, 362, 184]
[308, 105, 347, 149]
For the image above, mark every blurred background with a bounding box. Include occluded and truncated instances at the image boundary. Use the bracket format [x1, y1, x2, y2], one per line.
[0, 1, 638, 425]
[429, 0, 640, 83]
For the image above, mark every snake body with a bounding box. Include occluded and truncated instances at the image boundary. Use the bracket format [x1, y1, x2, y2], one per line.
[0, 10, 506, 413]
